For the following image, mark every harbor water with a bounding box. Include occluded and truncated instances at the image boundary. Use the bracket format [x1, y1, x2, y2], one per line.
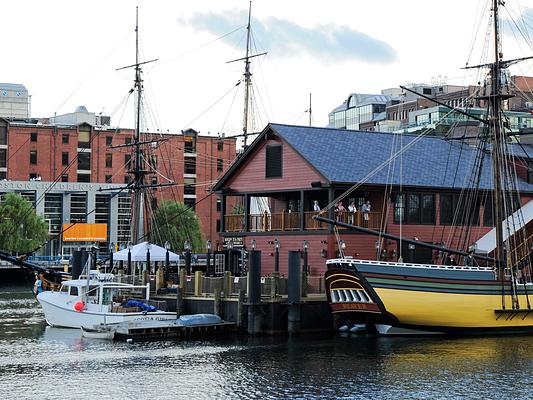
[1, 284, 532, 400]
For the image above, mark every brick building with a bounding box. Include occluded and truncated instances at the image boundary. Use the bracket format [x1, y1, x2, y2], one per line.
[0, 118, 236, 251]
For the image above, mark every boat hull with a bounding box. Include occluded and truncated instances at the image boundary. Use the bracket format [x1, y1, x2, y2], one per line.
[38, 294, 176, 329]
[325, 260, 533, 334]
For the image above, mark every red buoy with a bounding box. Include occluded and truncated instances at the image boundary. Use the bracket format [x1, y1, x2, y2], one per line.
[74, 301, 85, 312]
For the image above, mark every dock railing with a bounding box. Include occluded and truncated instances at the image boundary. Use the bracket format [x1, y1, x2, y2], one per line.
[171, 272, 324, 298]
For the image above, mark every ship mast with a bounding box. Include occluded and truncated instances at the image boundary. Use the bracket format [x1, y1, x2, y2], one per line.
[226, 1, 267, 148]
[242, 1, 252, 147]
[116, 7, 158, 244]
[490, 0, 506, 280]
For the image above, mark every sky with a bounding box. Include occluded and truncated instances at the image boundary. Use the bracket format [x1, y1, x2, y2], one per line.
[1, 0, 532, 137]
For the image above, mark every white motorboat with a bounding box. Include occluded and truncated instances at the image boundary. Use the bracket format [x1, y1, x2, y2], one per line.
[37, 271, 176, 329]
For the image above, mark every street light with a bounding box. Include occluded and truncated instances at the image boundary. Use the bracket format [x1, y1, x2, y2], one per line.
[146, 242, 152, 274]
[164, 241, 170, 279]
[184, 240, 192, 274]
[127, 241, 132, 276]
[274, 239, 280, 273]
[206, 239, 212, 276]
[108, 242, 114, 273]
[303, 240, 309, 276]
[251, 239, 256, 250]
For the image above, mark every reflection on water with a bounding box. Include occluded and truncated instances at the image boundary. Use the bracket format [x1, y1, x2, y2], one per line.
[0, 286, 532, 399]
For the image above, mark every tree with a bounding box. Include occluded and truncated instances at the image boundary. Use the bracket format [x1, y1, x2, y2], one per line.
[0, 193, 49, 253]
[150, 201, 203, 252]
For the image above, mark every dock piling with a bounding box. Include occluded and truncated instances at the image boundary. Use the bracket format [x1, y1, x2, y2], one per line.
[288, 250, 301, 336]
[247, 250, 262, 335]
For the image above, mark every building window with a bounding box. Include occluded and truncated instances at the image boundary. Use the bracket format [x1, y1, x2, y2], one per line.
[440, 194, 480, 226]
[217, 141, 223, 151]
[149, 155, 157, 169]
[184, 158, 196, 174]
[62, 134, 69, 144]
[0, 125, 7, 145]
[29, 173, 38, 180]
[151, 176, 158, 186]
[217, 158, 223, 172]
[0, 172, 6, 180]
[394, 193, 435, 224]
[184, 177, 196, 195]
[216, 219, 221, 232]
[184, 133, 196, 153]
[528, 161, 533, 184]
[61, 174, 68, 182]
[78, 152, 90, 170]
[106, 136, 113, 146]
[184, 197, 196, 211]
[30, 150, 37, 164]
[216, 199, 221, 212]
[105, 175, 112, 183]
[62, 152, 69, 166]
[125, 137, 131, 145]
[105, 154, 112, 168]
[125, 154, 131, 169]
[265, 145, 282, 178]
[77, 174, 90, 183]
[124, 175, 131, 184]
[78, 129, 91, 148]
[30, 132, 38, 142]
[0, 149, 6, 168]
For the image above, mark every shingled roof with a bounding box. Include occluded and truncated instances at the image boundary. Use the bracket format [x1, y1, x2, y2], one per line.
[215, 123, 533, 192]
[270, 124, 533, 192]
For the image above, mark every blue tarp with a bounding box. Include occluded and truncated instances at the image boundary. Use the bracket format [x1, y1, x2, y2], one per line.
[124, 299, 157, 312]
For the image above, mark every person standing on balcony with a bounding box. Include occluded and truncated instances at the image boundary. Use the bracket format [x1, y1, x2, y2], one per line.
[361, 200, 371, 227]
[348, 201, 357, 225]
[313, 200, 320, 213]
[336, 202, 346, 222]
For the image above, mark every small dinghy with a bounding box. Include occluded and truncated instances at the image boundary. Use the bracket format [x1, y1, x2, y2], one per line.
[81, 324, 116, 340]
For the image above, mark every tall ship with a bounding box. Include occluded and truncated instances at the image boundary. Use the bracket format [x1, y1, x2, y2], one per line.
[320, 0, 533, 334]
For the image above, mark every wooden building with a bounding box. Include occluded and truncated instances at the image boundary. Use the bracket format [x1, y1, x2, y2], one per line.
[213, 123, 533, 276]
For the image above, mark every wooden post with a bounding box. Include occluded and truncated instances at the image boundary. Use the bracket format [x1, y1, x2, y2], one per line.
[179, 267, 186, 290]
[176, 287, 183, 316]
[223, 271, 231, 297]
[155, 266, 164, 292]
[194, 271, 203, 296]
[237, 289, 245, 328]
[213, 288, 221, 316]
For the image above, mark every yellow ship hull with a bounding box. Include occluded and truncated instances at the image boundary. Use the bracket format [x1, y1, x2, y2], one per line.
[376, 288, 532, 330]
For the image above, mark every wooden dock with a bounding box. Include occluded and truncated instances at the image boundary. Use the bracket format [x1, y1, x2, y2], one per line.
[113, 319, 236, 342]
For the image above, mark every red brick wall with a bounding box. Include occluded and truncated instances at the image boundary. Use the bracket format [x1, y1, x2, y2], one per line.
[5, 123, 236, 243]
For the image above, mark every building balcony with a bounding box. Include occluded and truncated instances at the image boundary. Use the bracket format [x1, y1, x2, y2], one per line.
[223, 211, 381, 233]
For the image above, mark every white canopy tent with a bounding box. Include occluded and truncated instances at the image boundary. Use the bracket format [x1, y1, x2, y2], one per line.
[113, 241, 180, 262]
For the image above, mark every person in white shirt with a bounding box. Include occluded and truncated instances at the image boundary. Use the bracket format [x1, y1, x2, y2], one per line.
[361, 200, 371, 226]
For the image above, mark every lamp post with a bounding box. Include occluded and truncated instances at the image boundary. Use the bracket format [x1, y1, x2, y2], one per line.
[302, 240, 309, 297]
[164, 241, 170, 281]
[127, 241, 132, 276]
[184, 240, 192, 275]
[108, 242, 114, 274]
[274, 239, 280, 273]
[227, 239, 234, 274]
[272, 239, 280, 298]
[375, 240, 380, 261]
[206, 239, 212, 276]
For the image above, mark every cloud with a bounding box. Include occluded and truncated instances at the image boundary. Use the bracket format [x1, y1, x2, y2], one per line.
[180, 9, 397, 64]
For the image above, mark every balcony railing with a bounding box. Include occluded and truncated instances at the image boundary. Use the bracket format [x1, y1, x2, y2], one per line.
[225, 211, 382, 232]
